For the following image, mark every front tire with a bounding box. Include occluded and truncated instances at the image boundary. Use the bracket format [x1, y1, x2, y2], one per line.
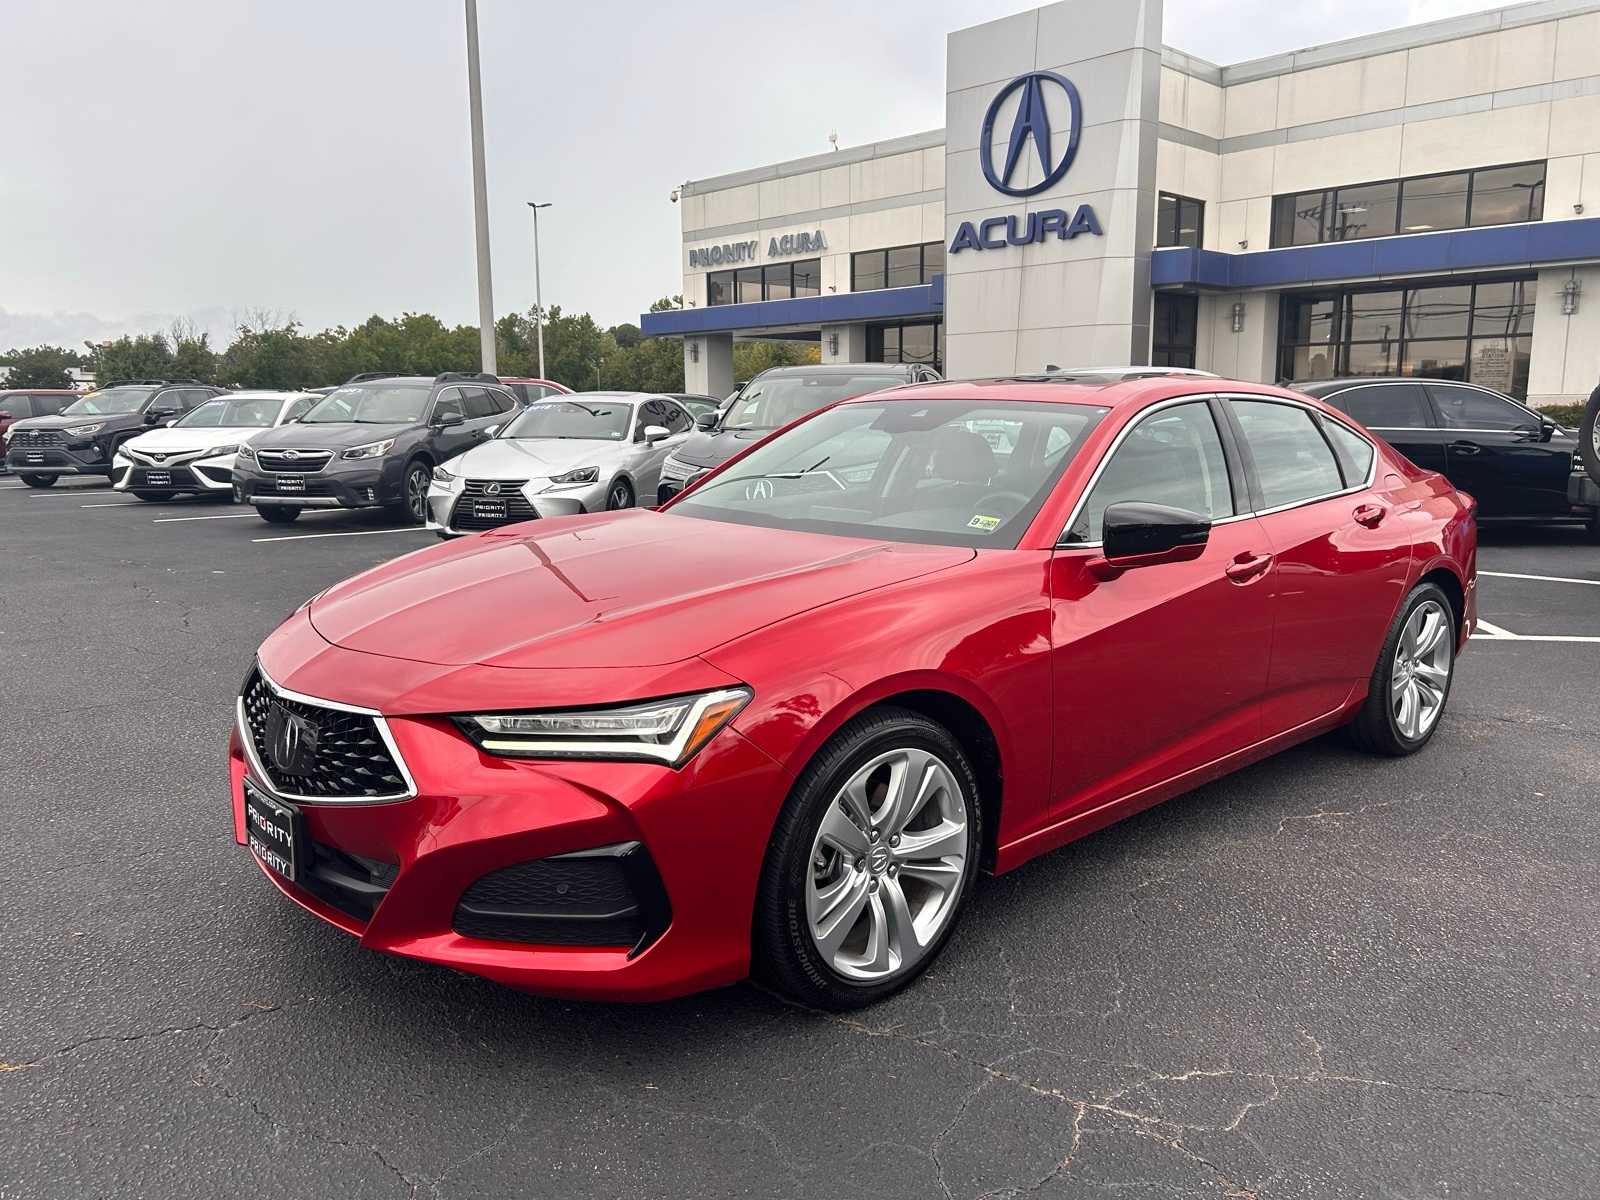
[605, 477, 635, 511]
[1348, 582, 1456, 756]
[754, 707, 983, 1009]
[254, 504, 300, 525]
[391, 460, 431, 524]
[20, 473, 56, 488]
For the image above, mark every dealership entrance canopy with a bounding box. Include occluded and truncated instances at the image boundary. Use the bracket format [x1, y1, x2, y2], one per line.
[641, 0, 1600, 408]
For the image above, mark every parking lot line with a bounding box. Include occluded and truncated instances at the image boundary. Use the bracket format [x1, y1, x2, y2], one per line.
[153, 512, 257, 523]
[1472, 617, 1600, 644]
[1479, 569, 1600, 587]
[81, 501, 145, 508]
[28, 489, 114, 498]
[252, 527, 427, 543]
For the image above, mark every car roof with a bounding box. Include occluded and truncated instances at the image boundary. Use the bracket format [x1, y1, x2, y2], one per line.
[839, 374, 1312, 411]
[210, 390, 319, 400]
[0, 388, 79, 395]
[753, 363, 917, 377]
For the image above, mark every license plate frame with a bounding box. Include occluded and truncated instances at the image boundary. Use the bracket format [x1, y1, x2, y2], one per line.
[275, 475, 306, 493]
[473, 500, 508, 521]
[25, 451, 44, 465]
[244, 780, 301, 883]
[144, 470, 171, 487]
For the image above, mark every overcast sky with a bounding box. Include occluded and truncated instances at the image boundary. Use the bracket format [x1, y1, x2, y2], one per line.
[3, 0, 1509, 352]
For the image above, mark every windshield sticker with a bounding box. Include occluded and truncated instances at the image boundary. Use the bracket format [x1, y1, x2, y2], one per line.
[967, 514, 1001, 532]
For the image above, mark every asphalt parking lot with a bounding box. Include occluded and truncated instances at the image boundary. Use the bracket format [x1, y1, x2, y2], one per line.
[2, 479, 1596, 1199]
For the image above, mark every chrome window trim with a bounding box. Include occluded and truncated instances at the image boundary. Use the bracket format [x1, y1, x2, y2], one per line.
[237, 660, 418, 806]
[1313, 379, 1542, 433]
[1057, 392, 1380, 549]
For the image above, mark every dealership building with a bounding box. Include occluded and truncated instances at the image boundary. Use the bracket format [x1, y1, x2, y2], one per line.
[640, 0, 1600, 409]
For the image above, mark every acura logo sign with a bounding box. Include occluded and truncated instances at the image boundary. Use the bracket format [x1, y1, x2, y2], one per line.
[980, 71, 1083, 197]
[264, 703, 320, 777]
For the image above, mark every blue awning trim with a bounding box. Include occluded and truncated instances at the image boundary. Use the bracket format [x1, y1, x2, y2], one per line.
[1151, 217, 1600, 290]
[641, 278, 944, 337]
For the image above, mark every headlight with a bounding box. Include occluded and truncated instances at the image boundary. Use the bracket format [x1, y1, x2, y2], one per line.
[432, 464, 456, 482]
[457, 687, 751, 766]
[236, 443, 257, 460]
[203, 444, 239, 458]
[342, 438, 396, 460]
[68, 422, 104, 438]
[549, 465, 599, 485]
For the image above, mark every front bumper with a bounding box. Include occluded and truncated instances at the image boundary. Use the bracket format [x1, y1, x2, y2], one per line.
[5, 441, 112, 476]
[424, 477, 598, 536]
[229, 625, 786, 1001]
[113, 452, 237, 493]
[234, 459, 396, 510]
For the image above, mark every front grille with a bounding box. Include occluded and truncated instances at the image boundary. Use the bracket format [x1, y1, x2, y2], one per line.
[240, 666, 409, 801]
[450, 481, 537, 531]
[257, 448, 334, 473]
[452, 843, 671, 953]
[11, 429, 66, 449]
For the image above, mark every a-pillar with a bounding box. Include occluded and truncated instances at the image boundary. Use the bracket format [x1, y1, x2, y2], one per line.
[684, 333, 734, 397]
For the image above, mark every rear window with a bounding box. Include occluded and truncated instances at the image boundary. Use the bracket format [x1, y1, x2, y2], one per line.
[721, 373, 907, 432]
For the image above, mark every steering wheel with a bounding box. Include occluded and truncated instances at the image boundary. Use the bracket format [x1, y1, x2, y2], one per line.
[973, 490, 1029, 516]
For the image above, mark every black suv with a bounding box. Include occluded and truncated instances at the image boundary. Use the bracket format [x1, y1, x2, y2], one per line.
[233, 372, 520, 524]
[1295, 377, 1598, 539]
[656, 363, 940, 503]
[4, 379, 221, 488]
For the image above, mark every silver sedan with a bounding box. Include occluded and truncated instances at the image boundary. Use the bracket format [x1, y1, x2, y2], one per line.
[425, 392, 693, 536]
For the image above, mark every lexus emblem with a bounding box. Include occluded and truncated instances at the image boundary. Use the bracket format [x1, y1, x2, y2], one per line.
[745, 478, 774, 501]
[281, 449, 301, 461]
[264, 704, 320, 776]
[484, 481, 502, 496]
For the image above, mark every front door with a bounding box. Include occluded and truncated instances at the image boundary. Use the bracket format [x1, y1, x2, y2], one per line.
[1427, 383, 1572, 517]
[1048, 399, 1274, 821]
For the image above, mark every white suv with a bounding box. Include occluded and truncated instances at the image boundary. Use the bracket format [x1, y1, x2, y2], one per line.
[114, 391, 322, 501]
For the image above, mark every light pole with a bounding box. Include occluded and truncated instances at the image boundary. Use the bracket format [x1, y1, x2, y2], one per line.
[527, 201, 552, 378]
[463, 0, 496, 374]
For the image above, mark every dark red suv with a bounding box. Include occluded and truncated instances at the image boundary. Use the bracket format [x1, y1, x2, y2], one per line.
[0, 390, 78, 472]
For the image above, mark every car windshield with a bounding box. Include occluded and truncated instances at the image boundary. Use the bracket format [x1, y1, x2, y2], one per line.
[721, 373, 906, 432]
[500, 399, 632, 440]
[174, 397, 283, 428]
[300, 382, 431, 424]
[60, 386, 155, 416]
[669, 398, 1108, 547]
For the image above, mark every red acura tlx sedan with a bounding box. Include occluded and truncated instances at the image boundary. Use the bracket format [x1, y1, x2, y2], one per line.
[231, 373, 1477, 1008]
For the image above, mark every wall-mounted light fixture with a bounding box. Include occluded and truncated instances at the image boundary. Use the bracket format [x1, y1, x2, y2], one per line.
[1561, 277, 1582, 316]
[1237, 239, 1249, 250]
[689, 340, 700, 363]
[1230, 301, 1247, 333]
[827, 332, 839, 356]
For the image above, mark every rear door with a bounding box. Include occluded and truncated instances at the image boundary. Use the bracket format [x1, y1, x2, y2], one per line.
[1426, 382, 1569, 517]
[1225, 397, 1412, 734]
[1319, 382, 1448, 474]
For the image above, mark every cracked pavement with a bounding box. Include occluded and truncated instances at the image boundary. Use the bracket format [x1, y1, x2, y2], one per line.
[2, 485, 1598, 1198]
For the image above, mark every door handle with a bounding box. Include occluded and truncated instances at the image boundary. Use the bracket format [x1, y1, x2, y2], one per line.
[1224, 551, 1273, 584]
[1353, 503, 1386, 528]
[1449, 440, 1482, 455]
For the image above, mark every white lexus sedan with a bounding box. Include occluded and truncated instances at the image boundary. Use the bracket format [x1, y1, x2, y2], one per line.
[426, 392, 693, 535]
[114, 391, 322, 501]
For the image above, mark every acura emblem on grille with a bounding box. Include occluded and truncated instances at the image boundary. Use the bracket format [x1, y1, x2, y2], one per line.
[484, 481, 502, 496]
[264, 703, 320, 776]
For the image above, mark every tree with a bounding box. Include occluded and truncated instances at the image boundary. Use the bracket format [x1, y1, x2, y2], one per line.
[218, 320, 316, 389]
[734, 339, 818, 381]
[86, 333, 176, 384]
[0, 344, 80, 389]
[169, 320, 218, 383]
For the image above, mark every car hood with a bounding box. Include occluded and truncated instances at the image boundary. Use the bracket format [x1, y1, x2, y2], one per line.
[307, 509, 975, 669]
[669, 427, 775, 470]
[248, 421, 416, 450]
[9, 412, 141, 433]
[124, 425, 268, 455]
[449, 437, 628, 480]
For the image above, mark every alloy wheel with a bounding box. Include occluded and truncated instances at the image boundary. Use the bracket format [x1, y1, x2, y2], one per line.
[805, 746, 970, 982]
[1391, 599, 1451, 740]
[407, 466, 429, 521]
[608, 481, 632, 510]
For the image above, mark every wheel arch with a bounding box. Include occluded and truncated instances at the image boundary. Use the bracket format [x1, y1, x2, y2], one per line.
[1414, 558, 1467, 644]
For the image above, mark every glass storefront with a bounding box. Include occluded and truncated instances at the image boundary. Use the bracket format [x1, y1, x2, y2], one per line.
[1152, 294, 1199, 367]
[707, 258, 820, 306]
[1271, 161, 1545, 247]
[868, 321, 942, 372]
[1278, 277, 1535, 398]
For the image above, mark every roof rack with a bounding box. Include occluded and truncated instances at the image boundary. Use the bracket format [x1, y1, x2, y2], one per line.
[343, 371, 401, 384]
[433, 371, 501, 385]
[101, 378, 201, 387]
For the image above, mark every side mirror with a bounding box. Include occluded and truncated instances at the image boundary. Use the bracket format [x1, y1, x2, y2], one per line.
[1540, 420, 1557, 442]
[1099, 502, 1211, 570]
[694, 412, 718, 431]
[434, 411, 464, 428]
[643, 424, 671, 444]
[144, 408, 176, 426]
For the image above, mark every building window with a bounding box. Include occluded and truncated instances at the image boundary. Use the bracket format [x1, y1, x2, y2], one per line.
[867, 321, 942, 372]
[1151, 294, 1198, 368]
[1277, 277, 1535, 398]
[1271, 161, 1546, 248]
[707, 258, 821, 306]
[851, 242, 944, 292]
[1156, 193, 1204, 249]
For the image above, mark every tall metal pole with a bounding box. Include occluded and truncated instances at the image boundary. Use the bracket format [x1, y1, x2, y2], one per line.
[464, 0, 496, 374]
[527, 201, 552, 379]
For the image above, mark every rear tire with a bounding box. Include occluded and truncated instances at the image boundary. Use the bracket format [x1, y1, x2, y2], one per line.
[1578, 386, 1600, 484]
[753, 707, 983, 1010]
[1348, 582, 1456, 756]
[255, 505, 300, 525]
[20, 474, 56, 488]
